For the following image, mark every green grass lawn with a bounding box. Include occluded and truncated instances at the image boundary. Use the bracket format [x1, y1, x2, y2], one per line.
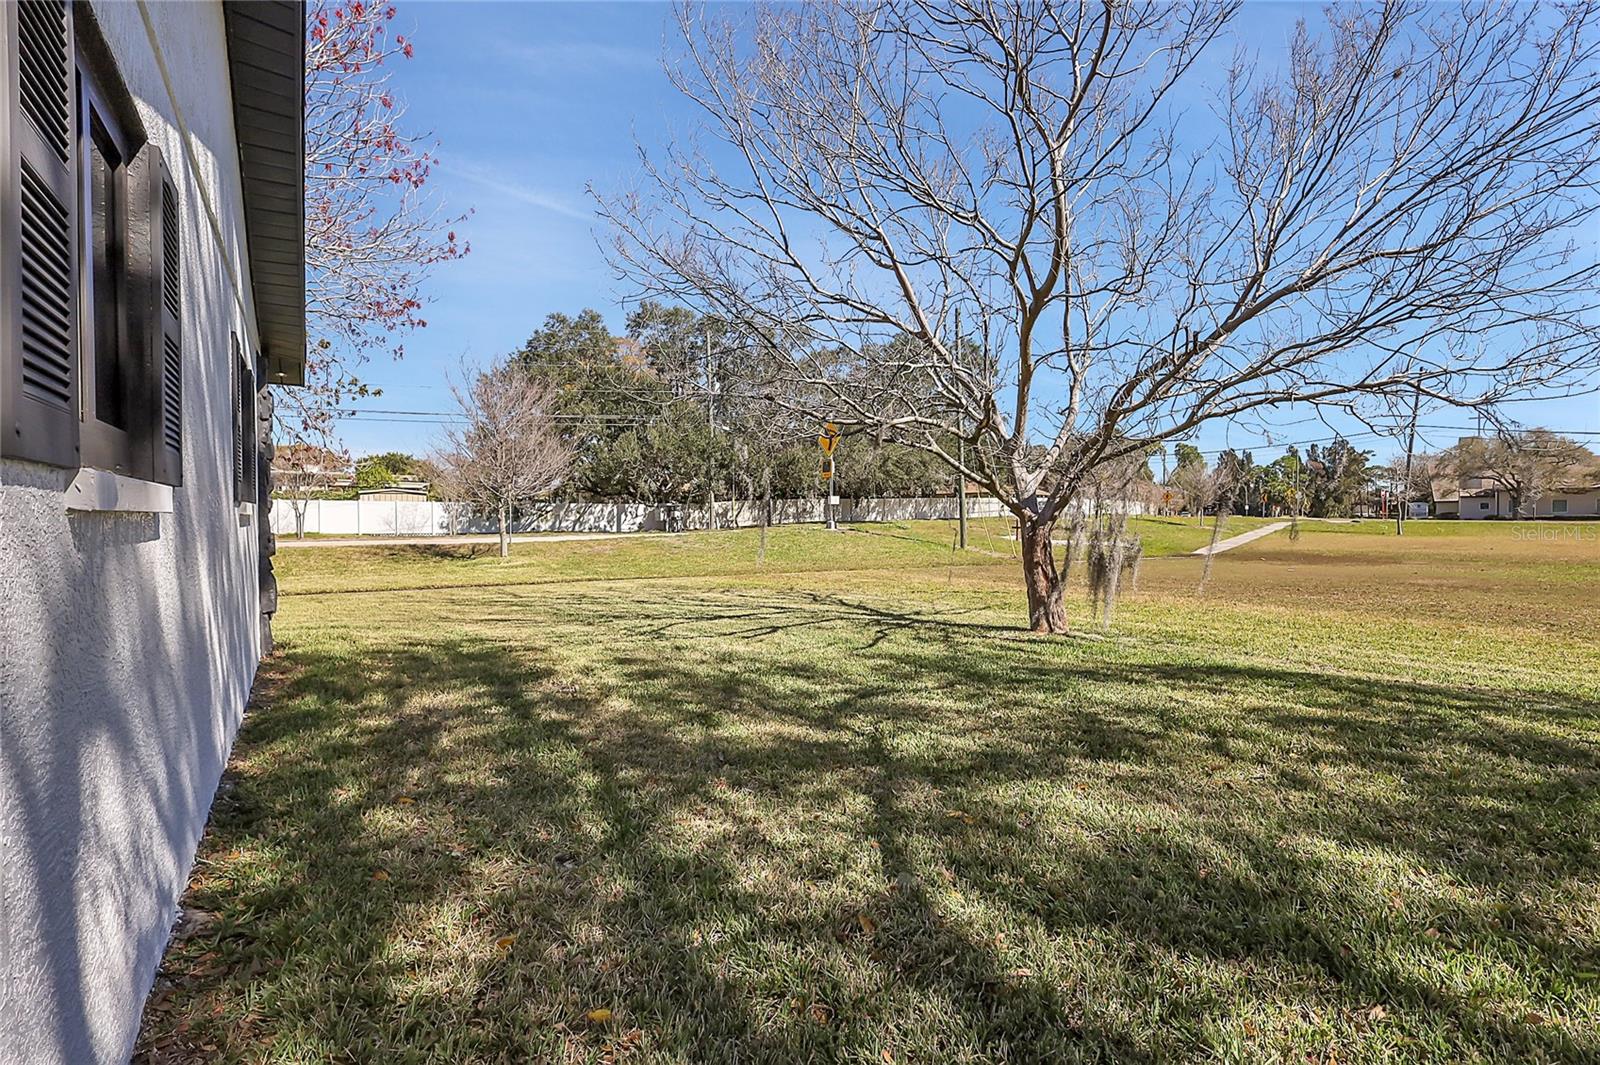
[136, 520, 1600, 1064]
[271, 516, 1275, 595]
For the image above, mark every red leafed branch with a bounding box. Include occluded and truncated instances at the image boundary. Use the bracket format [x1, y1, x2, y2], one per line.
[279, 0, 470, 448]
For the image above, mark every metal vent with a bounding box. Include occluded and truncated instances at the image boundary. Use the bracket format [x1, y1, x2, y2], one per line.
[162, 182, 181, 318]
[18, 0, 71, 162]
[162, 336, 183, 450]
[18, 162, 73, 408]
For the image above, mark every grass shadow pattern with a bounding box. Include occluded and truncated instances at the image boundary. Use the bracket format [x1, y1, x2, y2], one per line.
[135, 577, 1600, 1064]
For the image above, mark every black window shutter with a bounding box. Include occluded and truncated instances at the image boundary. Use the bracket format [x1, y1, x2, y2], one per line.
[232, 333, 245, 503]
[243, 352, 258, 505]
[127, 140, 183, 485]
[2, 0, 80, 467]
[154, 151, 182, 484]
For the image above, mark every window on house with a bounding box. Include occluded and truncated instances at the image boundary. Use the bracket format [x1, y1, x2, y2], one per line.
[81, 84, 132, 449]
[1480, 501, 1490, 511]
[3, 1, 184, 485]
[1551, 499, 1568, 515]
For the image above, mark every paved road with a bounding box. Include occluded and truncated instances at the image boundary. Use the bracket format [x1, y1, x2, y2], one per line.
[1190, 521, 1291, 556]
[276, 531, 681, 549]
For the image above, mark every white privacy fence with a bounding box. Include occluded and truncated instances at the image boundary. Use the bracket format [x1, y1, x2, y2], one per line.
[265, 494, 1120, 538]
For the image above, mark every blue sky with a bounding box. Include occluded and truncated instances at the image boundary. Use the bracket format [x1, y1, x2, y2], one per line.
[336, 1, 1600, 463]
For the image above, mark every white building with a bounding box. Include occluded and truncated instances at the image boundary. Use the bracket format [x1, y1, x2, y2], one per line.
[1455, 483, 1600, 519]
[0, 2, 304, 1061]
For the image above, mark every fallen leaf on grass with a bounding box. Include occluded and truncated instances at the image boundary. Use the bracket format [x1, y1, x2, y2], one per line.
[1365, 1004, 1388, 1022]
[371, 869, 390, 881]
[858, 913, 877, 936]
[494, 935, 517, 957]
[396, 796, 416, 806]
[586, 1008, 614, 1024]
[945, 810, 975, 825]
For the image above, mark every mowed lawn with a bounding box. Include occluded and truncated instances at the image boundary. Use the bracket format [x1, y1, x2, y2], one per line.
[136, 519, 1600, 1064]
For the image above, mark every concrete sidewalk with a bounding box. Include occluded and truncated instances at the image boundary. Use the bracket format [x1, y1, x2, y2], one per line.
[276, 531, 681, 549]
[1191, 521, 1291, 556]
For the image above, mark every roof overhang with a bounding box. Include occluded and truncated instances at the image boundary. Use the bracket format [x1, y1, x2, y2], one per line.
[223, 1, 306, 386]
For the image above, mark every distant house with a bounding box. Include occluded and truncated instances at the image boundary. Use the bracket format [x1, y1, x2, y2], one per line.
[1437, 435, 1600, 519]
[0, 3, 304, 1062]
[1456, 481, 1600, 519]
[1431, 478, 1460, 518]
[358, 478, 431, 501]
[271, 442, 353, 482]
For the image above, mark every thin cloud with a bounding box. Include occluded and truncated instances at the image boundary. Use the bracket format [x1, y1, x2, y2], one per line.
[445, 160, 594, 223]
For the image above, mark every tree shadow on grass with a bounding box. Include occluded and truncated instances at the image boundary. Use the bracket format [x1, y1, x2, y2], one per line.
[136, 587, 1600, 1063]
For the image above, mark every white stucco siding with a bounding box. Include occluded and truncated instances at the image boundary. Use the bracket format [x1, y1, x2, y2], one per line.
[1457, 492, 1503, 519]
[0, 3, 265, 1063]
[1536, 490, 1600, 518]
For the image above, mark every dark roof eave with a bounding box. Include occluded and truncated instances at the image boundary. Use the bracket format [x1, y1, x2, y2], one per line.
[224, 1, 306, 386]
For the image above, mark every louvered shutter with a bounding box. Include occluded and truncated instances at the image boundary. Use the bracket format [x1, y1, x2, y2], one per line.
[2, 0, 79, 467]
[232, 333, 245, 503]
[127, 141, 182, 484]
[243, 352, 258, 505]
[152, 146, 183, 486]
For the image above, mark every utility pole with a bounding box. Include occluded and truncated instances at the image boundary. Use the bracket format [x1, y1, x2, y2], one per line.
[1159, 447, 1169, 515]
[954, 307, 967, 549]
[1396, 384, 1422, 536]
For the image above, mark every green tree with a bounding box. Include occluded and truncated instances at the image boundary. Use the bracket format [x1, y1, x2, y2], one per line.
[514, 310, 660, 498]
[354, 451, 424, 490]
[1304, 438, 1374, 517]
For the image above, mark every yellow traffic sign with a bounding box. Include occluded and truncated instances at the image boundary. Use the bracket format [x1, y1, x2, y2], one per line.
[817, 434, 837, 454]
[822, 422, 839, 436]
[819, 467, 833, 480]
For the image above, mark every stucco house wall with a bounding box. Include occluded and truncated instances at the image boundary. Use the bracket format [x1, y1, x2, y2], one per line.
[1536, 489, 1600, 518]
[1457, 488, 1600, 519]
[0, 4, 275, 1062]
[1457, 491, 1503, 519]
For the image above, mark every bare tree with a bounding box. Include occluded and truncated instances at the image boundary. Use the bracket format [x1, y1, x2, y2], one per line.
[434, 363, 572, 557]
[1383, 449, 1442, 520]
[270, 444, 350, 539]
[598, 0, 1600, 632]
[1169, 462, 1218, 527]
[1448, 430, 1596, 518]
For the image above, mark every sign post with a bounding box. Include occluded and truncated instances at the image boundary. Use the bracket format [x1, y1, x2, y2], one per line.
[818, 423, 840, 530]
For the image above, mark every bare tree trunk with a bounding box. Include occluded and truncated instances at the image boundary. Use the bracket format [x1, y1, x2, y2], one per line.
[758, 467, 772, 564]
[1020, 519, 1068, 634]
[1200, 510, 1228, 593]
[497, 503, 510, 558]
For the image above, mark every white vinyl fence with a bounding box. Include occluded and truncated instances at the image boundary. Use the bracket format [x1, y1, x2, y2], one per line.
[269, 494, 1149, 538]
[270, 495, 1047, 538]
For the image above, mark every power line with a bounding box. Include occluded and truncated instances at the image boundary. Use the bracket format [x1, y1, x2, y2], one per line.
[336, 406, 1600, 455]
